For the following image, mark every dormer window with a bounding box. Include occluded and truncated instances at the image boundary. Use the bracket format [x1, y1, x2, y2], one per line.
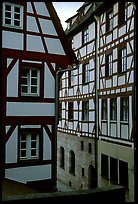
[3, 3, 23, 29]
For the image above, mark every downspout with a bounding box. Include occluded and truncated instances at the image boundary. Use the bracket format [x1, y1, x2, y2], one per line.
[94, 14, 99, 188]
[55, 63, 79, 190]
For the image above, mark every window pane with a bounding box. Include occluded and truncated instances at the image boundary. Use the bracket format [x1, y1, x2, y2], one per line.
[22, 69, 28, 77]
[21, 134, 26, 141]
[14, 20, 20, 26]
[31, 134, 37, 140]
[5, 18, 11, 25]
[21, 86, 28, 93]
[31, 141, 36, 148]
[5, 5, 11, 11]
[5, 12, 11, 18]
[14, 13, 20, 20]
[22, 78, 27, 85]
[21, 142, 26, 149]
[31, 149, 36, 157]
[31, 78, 37, 85]
[21, 150, 26, 157]
[14, 7, 20, 13]
[31, 70, 37, 77]
[31, 86, 37, 93]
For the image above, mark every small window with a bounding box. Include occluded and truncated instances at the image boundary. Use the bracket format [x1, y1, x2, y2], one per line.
[106, 10, 113, 32]
[101, 99, 107, 120]
[59, 102, 62, 121]
[59, 146, 65, 169]
[68, 102, 73, 121]
[68, 70, 74, 87]
[20, 132, 39, 160]
[3, 3, 23, 28]
[121, 97, 129, 121]
[21, 68, 40, 96]
[82, 28, 89, 45]
[81, 141, 84, 151]
[118, 47, 127, 73]
[110, 98, 117, 121]
[101, 154, 108, 178]
[88, 143, 92, 153]
[82, 63, 89, 84]
[110, 157, 118, 184]
[119, 160, 128, 188]
[82, 168, 85, 177]
[105, 53, 113, 77]
[82, 101, 89, 121]
[69, 150, 75, 175]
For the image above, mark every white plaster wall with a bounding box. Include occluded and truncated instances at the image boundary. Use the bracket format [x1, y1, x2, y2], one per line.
[7, 60, 19, 97]
[5, 164, 51, 183]
[2, 31, 23, 50]
[27, 16, 39, 33]
[89, 22, 95, 40]
[118, 75, 125, 86]
[44, 63, 55, 98]
[43, 128, 51, 160]
[34, 2, 50, 17]
[6, 127, 18, 163]
[7, 102, 54, 116]
[73, 33, 81, 49]
[39, 18, 57, 36]
[45, 38, 65, 55]
[27, 2, 33, 13]
[27, 34, 45, 53]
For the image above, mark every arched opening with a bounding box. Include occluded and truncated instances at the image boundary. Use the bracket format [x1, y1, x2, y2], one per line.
[88, 164, 96, 189]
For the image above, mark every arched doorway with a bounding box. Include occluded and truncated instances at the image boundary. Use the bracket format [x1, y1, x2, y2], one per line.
[88, 164, 96, 188]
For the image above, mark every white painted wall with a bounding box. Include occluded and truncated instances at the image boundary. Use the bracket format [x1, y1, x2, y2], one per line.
[43, 128, 51, 160]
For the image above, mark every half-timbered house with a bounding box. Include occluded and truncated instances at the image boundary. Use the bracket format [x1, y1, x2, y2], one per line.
[2, 2, 76, 192]
[57, 2, 136, 202]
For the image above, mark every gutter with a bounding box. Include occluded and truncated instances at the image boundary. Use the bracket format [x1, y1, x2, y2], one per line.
[54, 64, 79, 190]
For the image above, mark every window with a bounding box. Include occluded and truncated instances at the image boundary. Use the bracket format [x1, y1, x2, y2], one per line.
[102, 99, 107, 120]
[82, 28, 89, 44]
[81, 141, 84, 151]
[101, 154, 108, 178]
[118, 2, 126, 25]
[59, 102, 62, 121]
[110, 157, 118, 184]
[88, 143, 92, 153]
[3, 3, 23, 28]
[68, 70, 74, 87]
[68, 102, 73, 120]
[106, 10, 113, 32]
[82, 101, 89, 121]
[119, 160, 128, 188]
[59, 146, 65, 169]
[118, 47, 127, 73]
[69, 150, 75, 175]
[21, 68, 40, 96]
[82, 63, 89, 84]
[20, 132, 39, 160]
[105, 54, 113, 77]
[82, 168, 85, 177]
[121, 97, 129, 121]
[110, 98, 117, 121]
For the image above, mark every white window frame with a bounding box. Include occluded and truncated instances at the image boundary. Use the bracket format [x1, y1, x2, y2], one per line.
[82, 101, 89, 121]
[3, 2, 23, 29]
[21, 68, 40, 97]
[121, 48, 127, 72]
[20, 132, 39, 160]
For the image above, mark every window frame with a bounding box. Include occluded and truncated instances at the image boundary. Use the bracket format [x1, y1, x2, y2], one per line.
[82, 62, 89, 84]
[101, 99, 107, 120]
[118, 47, 127, 74]
[19, 62, 44, 98]
[3, 2, 23, 29]
[82, 27, 89, 45]
[110, 98, 117, 121]
[82, 100, 89, 121]
[68, 101, 73, 121]
[105, 53, 113, 77]
[106, 9, 113, 32]
[120, 97, 129, 122]
[118, 2, 126, 26]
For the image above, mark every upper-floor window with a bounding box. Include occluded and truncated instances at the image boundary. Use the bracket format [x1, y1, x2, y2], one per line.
[106, 10, 113, 32]
[68, 102, 73, 121]
[68, 69, 74, 87]
[110, 98, 117, 121]
[82, 100, 89, 121]
[82, 62, 89, 84]
[82, 28, 89, 45]
[3, 3, 23, 29]
[21, 68, 40, 97]
[20, 131, 39, 160]
[105, 53, 113, 77]
[118, 47, 127, 73]
[121, 97, 129, 121]
[102, 99, 107, 120]
[118, 2, 126, 25]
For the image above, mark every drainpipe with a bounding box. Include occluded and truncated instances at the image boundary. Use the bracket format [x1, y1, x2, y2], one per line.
[55, 63, 79, 190]
[94, 14, 99, 188]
